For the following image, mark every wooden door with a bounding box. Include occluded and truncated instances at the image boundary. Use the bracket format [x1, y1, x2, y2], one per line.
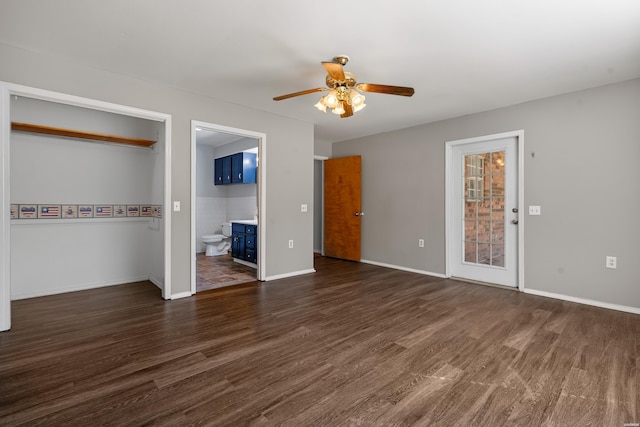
[324, 155, 362, 261]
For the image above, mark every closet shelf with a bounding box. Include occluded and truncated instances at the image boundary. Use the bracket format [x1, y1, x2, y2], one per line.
[11, 122, 156, 148]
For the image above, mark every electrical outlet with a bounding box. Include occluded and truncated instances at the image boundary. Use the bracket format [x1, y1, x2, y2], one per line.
[529, 205, 541, 215]
[301, 204, 308, 212]
[288, 240, 294, 249]
[418, 239, 425, 248]
[606, 256, 617, 269]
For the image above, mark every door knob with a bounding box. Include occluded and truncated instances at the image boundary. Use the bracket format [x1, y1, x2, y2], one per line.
[511, 219, 519, 224]
[354, 212, 364, 216]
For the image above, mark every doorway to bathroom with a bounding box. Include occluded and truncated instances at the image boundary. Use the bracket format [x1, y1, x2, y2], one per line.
[190, 121, 266, 294]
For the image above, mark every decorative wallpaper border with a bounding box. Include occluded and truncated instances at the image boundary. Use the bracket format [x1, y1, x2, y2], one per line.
[11, 204, 163, 219]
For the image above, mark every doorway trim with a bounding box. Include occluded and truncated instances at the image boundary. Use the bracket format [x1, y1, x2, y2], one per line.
[0, 81, 173, 332]
[190, 120, 267, 294]
[445, 130, 525, 291]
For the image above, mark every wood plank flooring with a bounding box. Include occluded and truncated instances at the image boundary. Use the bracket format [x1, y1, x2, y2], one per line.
[1, 256, 638, 426]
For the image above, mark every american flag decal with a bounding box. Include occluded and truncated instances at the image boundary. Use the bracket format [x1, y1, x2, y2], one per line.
[94, 205, 113, 217]
[38, 205, 61, 218]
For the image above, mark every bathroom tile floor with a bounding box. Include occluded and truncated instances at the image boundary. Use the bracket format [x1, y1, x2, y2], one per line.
[196, 253, 257, 292]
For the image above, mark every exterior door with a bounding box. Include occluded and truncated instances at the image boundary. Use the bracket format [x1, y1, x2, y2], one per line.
[449, 136, 519, 287]
[324, 156, 362, 261]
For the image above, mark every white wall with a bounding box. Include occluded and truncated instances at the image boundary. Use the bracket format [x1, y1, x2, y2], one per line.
[226, 184, 257, 220]
[333, 78, 640, 311]
[0, 42, 315, 295]
[11, 220, 150, 299]
[195, 143, 227, 252]
[10, 97, 163, 299]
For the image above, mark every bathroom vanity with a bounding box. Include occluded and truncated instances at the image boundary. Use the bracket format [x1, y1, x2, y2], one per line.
[231, 220, 257, 266]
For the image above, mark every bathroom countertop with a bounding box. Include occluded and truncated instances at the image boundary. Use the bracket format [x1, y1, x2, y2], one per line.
[231, 219, 257, 225]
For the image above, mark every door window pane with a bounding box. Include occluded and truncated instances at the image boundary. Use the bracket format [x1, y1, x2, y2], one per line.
[463, 150, 506, 268]
[465, 220, 477, 241]
[492, 244, 505, 267]
[491, 151, 505, 175]
[478, 243, 491, 265]
[465, 242, 477, 263]
[492, 221, 505, 244]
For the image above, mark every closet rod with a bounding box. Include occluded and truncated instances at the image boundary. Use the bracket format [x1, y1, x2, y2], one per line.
[11, 122, 156, 147]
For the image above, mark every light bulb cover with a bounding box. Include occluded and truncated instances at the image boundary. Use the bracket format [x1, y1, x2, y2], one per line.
[353, 103, 367, 113]
[324, 90, 339, 108]
[314, 98, 327, 112]
[332, 103, 345, 115]
[350, 90, 365, 108]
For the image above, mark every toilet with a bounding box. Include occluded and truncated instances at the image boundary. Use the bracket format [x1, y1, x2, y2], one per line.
[202, 222, 232, 256]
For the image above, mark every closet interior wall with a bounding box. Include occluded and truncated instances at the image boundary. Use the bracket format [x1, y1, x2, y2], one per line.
[9, 97, 165, 299]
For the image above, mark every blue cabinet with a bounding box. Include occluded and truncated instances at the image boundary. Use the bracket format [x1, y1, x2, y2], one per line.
[222, 156, 232, 184]
[214, 156, 232, 185]
[214, 152, 256, 185]
[231, 222, 257, 264]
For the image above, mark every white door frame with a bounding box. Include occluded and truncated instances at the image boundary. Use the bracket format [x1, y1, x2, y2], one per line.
[445, 130, 525, 291]
[190, 120, 267, 294]
[0, 82, 173, 332]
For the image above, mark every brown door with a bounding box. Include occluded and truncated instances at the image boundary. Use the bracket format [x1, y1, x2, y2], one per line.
[324, 155, 362, 261]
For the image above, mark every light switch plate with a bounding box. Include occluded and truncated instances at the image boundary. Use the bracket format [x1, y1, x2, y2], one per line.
[173, 201, 181, 212]
[529, 205, 541, 215]
[301, 204, 308, 212]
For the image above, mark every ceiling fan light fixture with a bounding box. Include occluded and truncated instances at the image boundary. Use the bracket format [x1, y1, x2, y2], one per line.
[314, 98, 327, 112]
[332, 103, 345, 115]
[273, 55, 415, 119]
[350, 90, 365, 108]
[323, 90, 340, 108]
[353, 102, 367, 113]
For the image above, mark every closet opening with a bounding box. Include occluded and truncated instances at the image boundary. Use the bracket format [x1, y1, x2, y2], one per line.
[0, 82, 172, 332]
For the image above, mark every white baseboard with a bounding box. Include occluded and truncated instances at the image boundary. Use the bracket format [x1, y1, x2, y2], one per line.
[265, 268, 316, 281]
[524, 288, 640, 315]
[11, 275, 150, 300]
[358, 260, 639, 315]
[149, 275, 163, 290]
[360, 259, 447, 279]
[171, 291, 193, 300]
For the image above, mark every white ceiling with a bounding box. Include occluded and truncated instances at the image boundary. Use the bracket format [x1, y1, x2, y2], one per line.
[2, 1, 639, 144]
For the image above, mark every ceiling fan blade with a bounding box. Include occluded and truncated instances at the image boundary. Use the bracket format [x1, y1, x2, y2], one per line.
[273, 87, 327, 101]
[341, 101, 353, 118]
[322, 61, 346, 81]
[356, 83, 415, 97]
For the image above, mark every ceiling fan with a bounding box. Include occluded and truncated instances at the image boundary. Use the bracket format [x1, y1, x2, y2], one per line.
[273, 55, 415, 118]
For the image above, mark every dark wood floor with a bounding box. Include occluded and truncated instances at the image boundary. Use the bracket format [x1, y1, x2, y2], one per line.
[1, 257, 638, 426]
